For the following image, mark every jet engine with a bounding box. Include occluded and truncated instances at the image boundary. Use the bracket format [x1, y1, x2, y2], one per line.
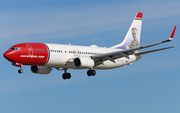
[73, 56, 95, 69]
[31, 66, 51, 74]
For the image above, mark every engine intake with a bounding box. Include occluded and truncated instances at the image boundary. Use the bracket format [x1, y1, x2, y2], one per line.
[31, 66, 51, 74]
[73, 57, 95, 69]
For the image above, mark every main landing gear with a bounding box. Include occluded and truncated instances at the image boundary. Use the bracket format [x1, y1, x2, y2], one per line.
[61, 68, 96, 80]
[87, 69, 96, 76]
[62, 68, 71, 80]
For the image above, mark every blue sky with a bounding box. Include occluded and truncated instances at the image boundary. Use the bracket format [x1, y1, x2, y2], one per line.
[0, 0, 180, 113]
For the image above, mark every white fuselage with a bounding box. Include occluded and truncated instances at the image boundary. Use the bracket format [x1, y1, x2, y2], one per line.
[45, 43, 141, 69]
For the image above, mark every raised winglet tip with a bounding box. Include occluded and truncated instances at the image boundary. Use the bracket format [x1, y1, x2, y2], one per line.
[169, 26, 176, 40]
[136, 12, 143, 19]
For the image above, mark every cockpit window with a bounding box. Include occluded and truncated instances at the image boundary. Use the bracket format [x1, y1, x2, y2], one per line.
[9, 47, 21, 50]
[16, 48, 21, 50]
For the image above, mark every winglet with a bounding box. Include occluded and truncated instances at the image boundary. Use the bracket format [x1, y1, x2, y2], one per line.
[135, 12, 143, 19]
[169, 26, 176, 41]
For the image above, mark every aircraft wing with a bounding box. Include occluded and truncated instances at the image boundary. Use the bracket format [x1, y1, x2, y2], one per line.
[91, 26, 176, 66]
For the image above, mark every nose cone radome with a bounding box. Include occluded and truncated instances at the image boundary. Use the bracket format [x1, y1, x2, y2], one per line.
[3, 51, 15, 62]
[3, 51, 9, 59]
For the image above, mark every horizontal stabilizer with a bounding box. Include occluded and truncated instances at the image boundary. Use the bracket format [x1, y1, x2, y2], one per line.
[135, 46, 175, 55]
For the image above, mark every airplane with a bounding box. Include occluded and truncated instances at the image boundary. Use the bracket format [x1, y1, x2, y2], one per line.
[3, 12, 176, 80]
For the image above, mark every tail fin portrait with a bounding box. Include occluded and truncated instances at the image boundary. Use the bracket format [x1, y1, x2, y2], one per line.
[111, 12, 143, 50]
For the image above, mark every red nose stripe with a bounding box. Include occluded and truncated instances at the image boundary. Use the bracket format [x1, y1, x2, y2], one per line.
[4, 43, 49, 66]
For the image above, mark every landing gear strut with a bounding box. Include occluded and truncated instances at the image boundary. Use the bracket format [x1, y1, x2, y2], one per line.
[62, 68, 71, 80]
[12, 63, 23, 74]
[87, 69, 96, 76]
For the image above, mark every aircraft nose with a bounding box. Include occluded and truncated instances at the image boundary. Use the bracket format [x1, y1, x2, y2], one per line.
[4, 51, 10, 59]
[3, 51, 15, 62]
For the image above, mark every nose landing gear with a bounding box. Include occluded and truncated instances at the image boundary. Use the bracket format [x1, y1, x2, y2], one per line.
[18, 68, 23, 73]
[12, 63, 23, 74]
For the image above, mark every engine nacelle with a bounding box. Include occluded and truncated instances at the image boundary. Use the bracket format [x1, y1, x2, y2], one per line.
[31, 66, 51, 74]
[73, 56, 95, 69]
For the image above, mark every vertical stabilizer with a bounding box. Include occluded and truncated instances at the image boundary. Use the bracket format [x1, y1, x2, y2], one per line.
[111, 12, 143, 50]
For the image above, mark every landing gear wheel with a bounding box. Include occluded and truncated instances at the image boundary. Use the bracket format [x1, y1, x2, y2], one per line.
[66, 73, 71, 79]
[87, 69, 96, 76]
[87, 70, 92, 76]
[18, 69, 23, 73]
[62, 68, 71, 80]
[62, 73, 66, 80]
[91, 70, 96, 76]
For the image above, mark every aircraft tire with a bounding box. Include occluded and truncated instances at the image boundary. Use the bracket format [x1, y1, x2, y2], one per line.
[18, 69, 23, 73]
[91, 70, 96, 76]
[66, 73, 71, 79]
[87, 70, 92, 76]
[62, 73, 67, 80]
[87, 69, 96, 76]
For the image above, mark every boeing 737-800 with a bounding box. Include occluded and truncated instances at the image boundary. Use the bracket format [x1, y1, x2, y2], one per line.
[3, 12, 176, 80]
